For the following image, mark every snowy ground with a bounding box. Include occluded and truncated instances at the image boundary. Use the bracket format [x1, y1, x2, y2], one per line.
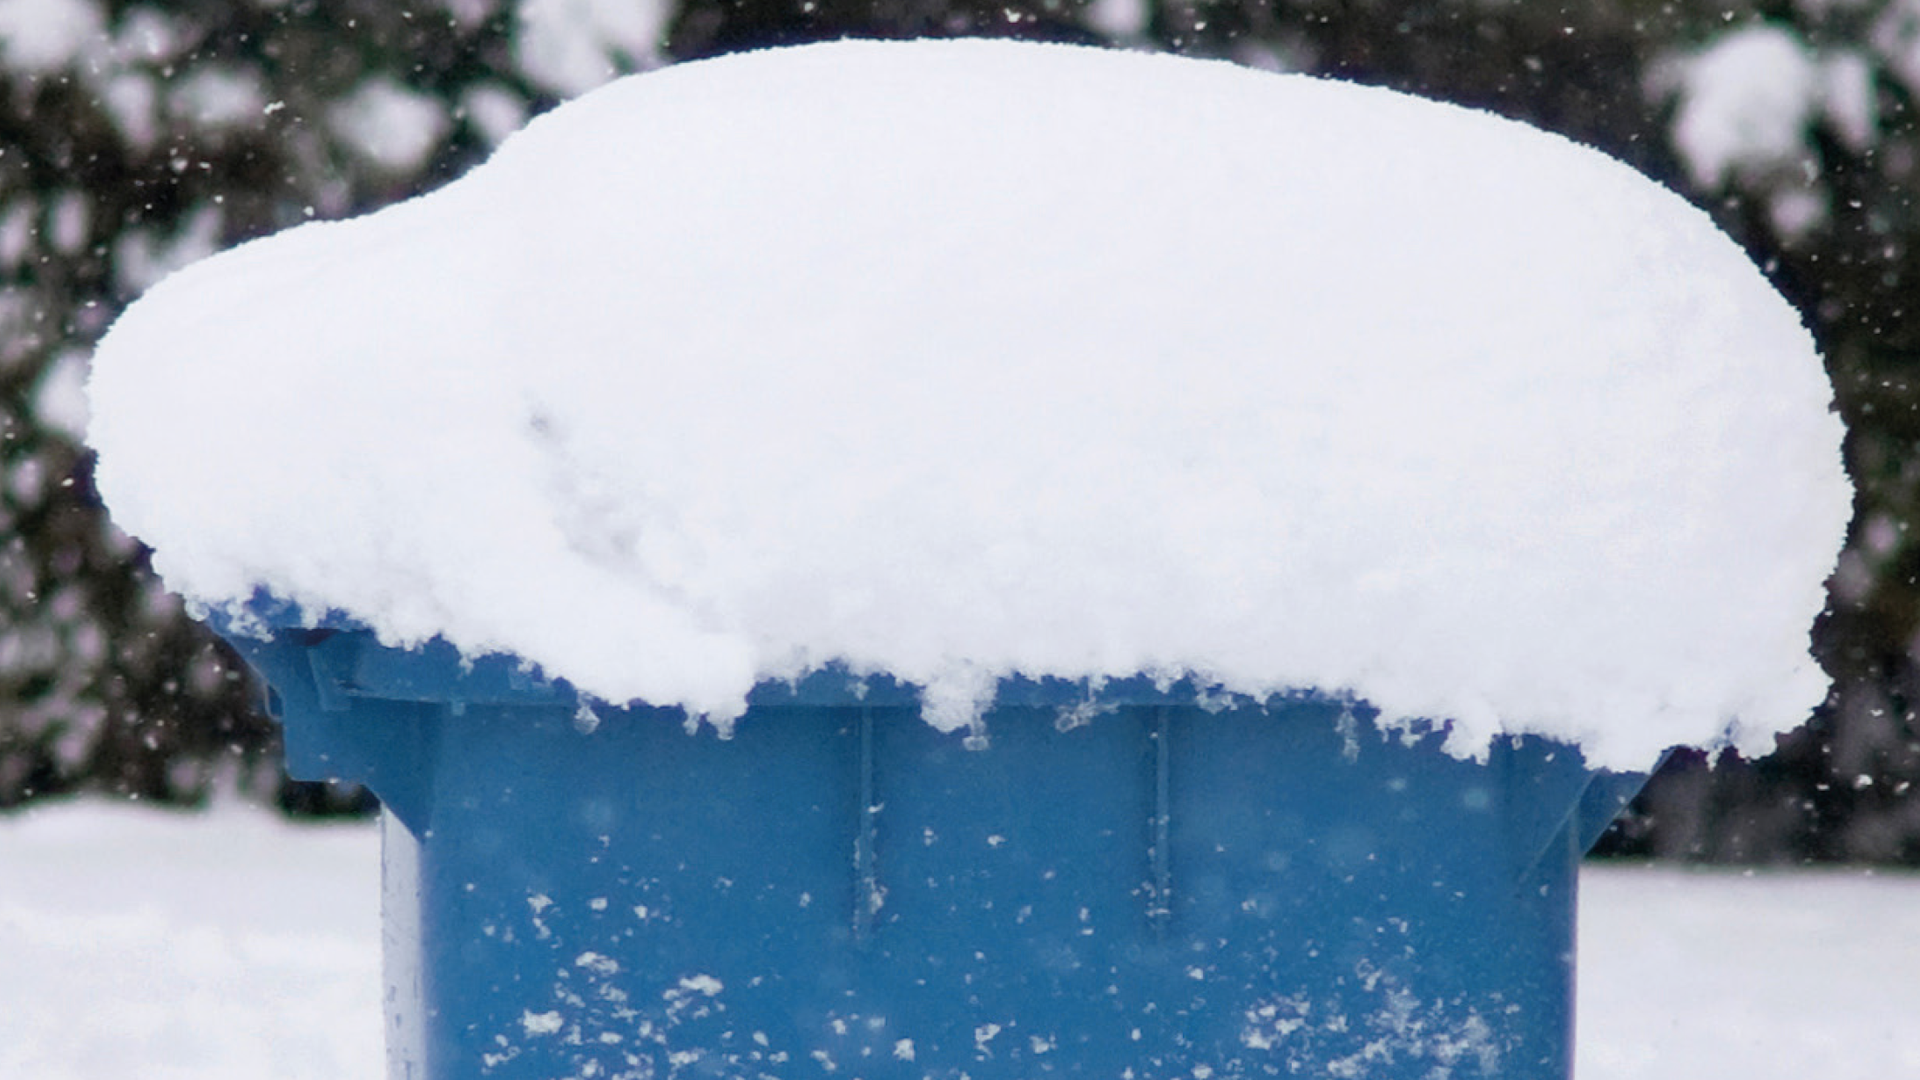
[2, 800, 1915, 1079]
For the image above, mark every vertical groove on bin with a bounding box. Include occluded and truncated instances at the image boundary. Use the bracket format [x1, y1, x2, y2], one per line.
[1148, 705, 1173, 935]
[854, 705, 880, 945]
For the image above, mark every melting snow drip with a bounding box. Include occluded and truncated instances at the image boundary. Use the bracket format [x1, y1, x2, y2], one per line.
[1335, 705, 1362, 763]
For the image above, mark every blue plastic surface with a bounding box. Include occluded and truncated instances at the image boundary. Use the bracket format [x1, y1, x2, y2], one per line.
[222, 621, 1646, 1080]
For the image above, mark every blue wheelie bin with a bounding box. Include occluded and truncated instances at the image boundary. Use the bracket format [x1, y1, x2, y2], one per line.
[219, 601, 1648, 1080]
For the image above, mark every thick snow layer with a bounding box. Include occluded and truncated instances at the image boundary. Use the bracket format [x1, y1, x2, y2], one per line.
[86, 39, 1849, 768]
[5, 803, 1919, 1080]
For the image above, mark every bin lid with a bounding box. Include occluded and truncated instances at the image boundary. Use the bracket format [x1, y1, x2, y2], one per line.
[87, 38, 1848, 770]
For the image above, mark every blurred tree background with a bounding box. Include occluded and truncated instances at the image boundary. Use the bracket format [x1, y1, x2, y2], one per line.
[1, 0, 1914, 860]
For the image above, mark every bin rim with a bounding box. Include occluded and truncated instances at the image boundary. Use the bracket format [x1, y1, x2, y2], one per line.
[206, 588, 1408, 718]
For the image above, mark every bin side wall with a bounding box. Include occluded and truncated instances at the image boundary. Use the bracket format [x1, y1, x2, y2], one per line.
[369, 700, 1595, 1080]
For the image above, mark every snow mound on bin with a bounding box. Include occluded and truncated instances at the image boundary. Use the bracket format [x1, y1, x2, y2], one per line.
[86, 38, 1849, 769]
